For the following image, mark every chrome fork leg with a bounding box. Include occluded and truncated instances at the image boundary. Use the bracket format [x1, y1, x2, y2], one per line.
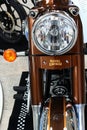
[32, 105, 41, 130]
[75, 104, 85, 130]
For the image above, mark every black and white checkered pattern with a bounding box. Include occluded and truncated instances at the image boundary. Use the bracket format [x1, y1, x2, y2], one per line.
[17, 103, 27, 130]
[17, 74, 30, 130]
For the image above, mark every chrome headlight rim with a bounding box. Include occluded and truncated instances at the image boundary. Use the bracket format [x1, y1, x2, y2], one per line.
[32, 11, 78, 55]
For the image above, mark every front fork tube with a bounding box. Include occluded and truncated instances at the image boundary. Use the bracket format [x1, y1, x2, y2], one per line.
[32, 105, 41, 130]
[75, 104, 86, 130]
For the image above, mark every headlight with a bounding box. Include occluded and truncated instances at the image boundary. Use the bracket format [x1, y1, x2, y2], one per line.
[32, 11, 78, 55]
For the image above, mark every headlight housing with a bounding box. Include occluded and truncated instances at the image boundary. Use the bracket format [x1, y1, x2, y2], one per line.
[32, 11, 78, 55]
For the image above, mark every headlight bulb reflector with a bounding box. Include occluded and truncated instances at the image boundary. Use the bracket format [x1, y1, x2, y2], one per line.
[32, 11, 78, 55]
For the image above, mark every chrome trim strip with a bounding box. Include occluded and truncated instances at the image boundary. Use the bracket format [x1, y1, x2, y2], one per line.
[75, 104, 85, 130]
[32, 105, 41, 130]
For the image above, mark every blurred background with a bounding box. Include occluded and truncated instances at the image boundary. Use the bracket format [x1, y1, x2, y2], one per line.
[0, 0, 32, 130]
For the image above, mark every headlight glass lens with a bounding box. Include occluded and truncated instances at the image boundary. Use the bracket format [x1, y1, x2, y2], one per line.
[32, 11, 78, 55]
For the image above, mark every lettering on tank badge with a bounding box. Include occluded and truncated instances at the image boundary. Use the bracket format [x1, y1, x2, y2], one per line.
[49, 59, 62, 66]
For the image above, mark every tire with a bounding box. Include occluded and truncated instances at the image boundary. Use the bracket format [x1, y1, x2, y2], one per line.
[40, 97, 78, 130]
[0, 0, 27, 43]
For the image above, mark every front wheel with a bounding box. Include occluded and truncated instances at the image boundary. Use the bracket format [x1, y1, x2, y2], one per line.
[40, 97, 78, 130]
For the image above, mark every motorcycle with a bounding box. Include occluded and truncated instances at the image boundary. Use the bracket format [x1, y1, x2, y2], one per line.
[2, 0, 86, 130]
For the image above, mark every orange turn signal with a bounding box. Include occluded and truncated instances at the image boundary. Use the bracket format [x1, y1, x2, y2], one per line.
[3, 49, 17, 62]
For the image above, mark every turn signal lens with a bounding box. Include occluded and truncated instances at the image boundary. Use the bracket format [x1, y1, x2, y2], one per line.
[3, 49, 17, 62]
